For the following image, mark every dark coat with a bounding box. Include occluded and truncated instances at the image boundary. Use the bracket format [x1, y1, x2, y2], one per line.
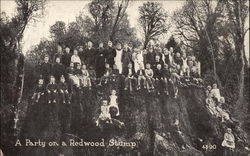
[121, 49, 133, 66]
[40, 62, 52, 78]
[106, 47, 116, 67]
[123, 68, 136, 77]
[96, 47, 106, 78]
[152, 60, 164, 71]
[145, 52, 155, 65]
[85, 48, 97, 68]
[61, 53, 72, 67]
[154, 69, 163, 80]
[52, 63, 65, 82]
[58, 82, 68, 91]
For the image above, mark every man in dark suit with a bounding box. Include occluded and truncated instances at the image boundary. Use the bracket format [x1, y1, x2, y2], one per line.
[85, 41, 96, 68]
[96, 42, 106, 78]
[39, 55, 52, 84]
[105, 41, 116, 69]
[61, 47, 72, 68]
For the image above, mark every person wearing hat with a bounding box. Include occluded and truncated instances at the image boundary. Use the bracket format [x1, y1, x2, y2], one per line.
[222, 128, 235, 156]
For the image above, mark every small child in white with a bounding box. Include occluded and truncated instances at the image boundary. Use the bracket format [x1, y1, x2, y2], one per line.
[222, 128, 235, 154]
[96, 100, 112, 126]
[210, 83, 221, 102]
[109, 90, 120, 116]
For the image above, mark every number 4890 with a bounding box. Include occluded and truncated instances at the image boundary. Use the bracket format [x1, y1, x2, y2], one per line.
[202, 144, 217, 150]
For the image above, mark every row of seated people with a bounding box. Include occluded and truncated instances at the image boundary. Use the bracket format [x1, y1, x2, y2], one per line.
[36, 57, 202, 101]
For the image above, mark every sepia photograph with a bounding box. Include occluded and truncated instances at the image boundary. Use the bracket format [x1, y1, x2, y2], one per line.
[0, 0, 249, 156]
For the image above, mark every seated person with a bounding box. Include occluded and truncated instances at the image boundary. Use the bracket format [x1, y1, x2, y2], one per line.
[71, 49, 81, 68]
[109, 90, 119, 116]
[154, 64, 163, 95]
[152, 55, 164, 71]
[58, 75, 70, 104]
[98, 63, 112, 85]
[80, 64, 91, 89]
[110, 64, 120, 82]
[72, 63, 82, 88]
[145, 63, 154, 91]
[162, 64, 171, 94]
[124, 63, 136, 91]
[46, 75, 58, 104]
[222, 128, 235, 153]
[32, 78, 45, 103]
[96, 100, 112, 126]
[136, 64, 146, 90]
[205, 93, 217, 115]
[211, 83, 221, 102]
[190, 66, 202, 85]
[174, 52, 183, 66]
[216, 98, 231, 122]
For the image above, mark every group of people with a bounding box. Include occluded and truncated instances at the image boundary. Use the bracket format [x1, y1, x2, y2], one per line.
[31, 40, 204, 130]
[205, 83, 237, 155]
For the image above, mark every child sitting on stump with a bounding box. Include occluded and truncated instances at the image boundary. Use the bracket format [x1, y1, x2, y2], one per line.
[80, 64, 91, 89]
[58, 75, 70, 104]
[145, 63, 154, 91]
[124, 63, 136, 91]
[96, 100, 112, 126]
[109, 90, 119, 116]
[136, 64, 146, 90]
[46, 75, 58, 104]
[32, 78, 45, 103]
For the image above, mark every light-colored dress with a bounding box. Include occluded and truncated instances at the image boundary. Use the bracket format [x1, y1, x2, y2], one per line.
[71, 55, 81, 65]
[222, 133, 235, 149]
[211, 88, 221, 102]
[109, 95, 119, 116]
[99, 105, 111, 120]
[115, 49, 123, 74]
